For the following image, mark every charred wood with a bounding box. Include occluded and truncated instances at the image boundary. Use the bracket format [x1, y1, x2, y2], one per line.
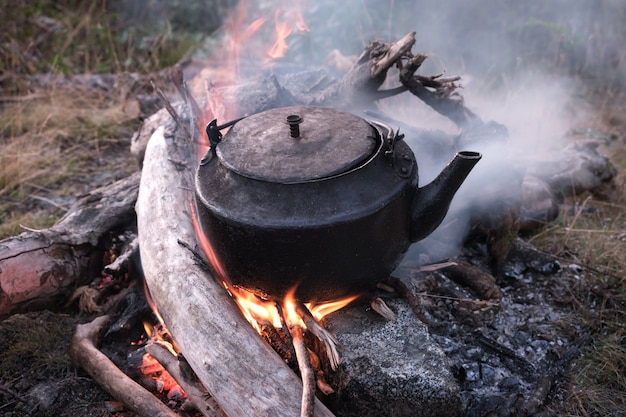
[384, 275, 429, 324]
[312, 32, 415, 108]
[440, 261, 502, 301]
[102, 233, 139, 279]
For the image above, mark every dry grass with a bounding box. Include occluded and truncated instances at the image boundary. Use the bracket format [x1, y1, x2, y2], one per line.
[528, 90, 626, 415]
[531, 198, 626, 416]
[0, 83, 141, 237]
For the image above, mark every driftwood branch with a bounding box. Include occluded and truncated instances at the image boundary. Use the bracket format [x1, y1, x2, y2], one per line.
[313, 32, 415, 107]
[136, 115, 335, 416]
[0, 172, 140, 319]
[70, 315, 179, 417]
[398, 52, 483, 130]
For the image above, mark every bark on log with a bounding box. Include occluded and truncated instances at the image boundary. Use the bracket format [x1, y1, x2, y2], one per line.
[0, 172, 140, 320]
[136, 117, 335, 417]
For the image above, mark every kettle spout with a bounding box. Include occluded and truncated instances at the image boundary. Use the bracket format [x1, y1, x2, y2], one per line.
[409, 151, 482, 242]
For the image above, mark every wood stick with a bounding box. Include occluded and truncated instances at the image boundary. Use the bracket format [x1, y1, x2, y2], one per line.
[103, 234, 139, 278]
[384, 276, 429, 324]
[289, 324, 316, 417]
[70, 315, 179, 417]
[136, 116, 335, 417]
[151, 80, 192, 140]
[441, 260, 502, 301]
[296, 303, 341, 371]
[144, 343, 226, 417]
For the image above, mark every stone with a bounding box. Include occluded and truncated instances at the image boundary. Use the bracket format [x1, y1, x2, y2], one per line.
[325, 297, 463, 417]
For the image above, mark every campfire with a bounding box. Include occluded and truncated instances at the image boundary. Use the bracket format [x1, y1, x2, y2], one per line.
[0, 1, 619, 417]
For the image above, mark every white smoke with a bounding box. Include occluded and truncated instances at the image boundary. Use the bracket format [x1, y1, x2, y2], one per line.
[191, 0, 623, 264]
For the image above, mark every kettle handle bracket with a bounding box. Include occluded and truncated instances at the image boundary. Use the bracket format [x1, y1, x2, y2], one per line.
[370, 121, 413, 178]
[205, 116, 246, 157]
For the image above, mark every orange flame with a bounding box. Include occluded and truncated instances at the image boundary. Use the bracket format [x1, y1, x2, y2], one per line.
[140, 352, 183, 395]
[226, 283, 358, 334]
[227, 284, 282, 332]
[264, 8, 309, 62]
[139, 285, 184, 398]
[283, 287, 305, 328]
[191, 0, 309, 127]
[265, 11, 291, 62]
[306, 294, 359, 321]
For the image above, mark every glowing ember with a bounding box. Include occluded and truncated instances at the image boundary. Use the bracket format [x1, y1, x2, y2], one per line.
[140, 349, 184, 398]
[138, 281, 185, 399]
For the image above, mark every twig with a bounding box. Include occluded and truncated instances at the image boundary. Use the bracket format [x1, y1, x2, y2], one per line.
[151, 79, 192, 140]
[398, 53, 483, 130]
[70, 315, 179, 417]
[171, 67, 204, 142]
[563, 195, 592, 247]
[145, 343, 226, 417]
[0, 383, 32, 414]
[288, 324, 316, 417]
[296, 303, 341, 371]
[384, 276, 429, 324]
[29, 194, 69, 211]
[413, 261, 458, 273]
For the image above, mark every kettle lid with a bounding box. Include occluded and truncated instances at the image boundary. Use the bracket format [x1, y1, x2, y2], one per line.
[216, 106, 378, 184]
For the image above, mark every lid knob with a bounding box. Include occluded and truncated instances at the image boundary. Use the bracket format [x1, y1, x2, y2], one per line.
[286, 114, 302, 138]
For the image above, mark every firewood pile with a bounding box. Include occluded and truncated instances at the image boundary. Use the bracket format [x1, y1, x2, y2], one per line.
[0, 32, 617, 417]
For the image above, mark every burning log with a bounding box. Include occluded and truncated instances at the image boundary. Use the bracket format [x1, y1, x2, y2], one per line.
[144, 343, 226, 417]
[136, 115, 335, 416]
[0, 172, 139, 320]
[70, 315, 179, 417]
